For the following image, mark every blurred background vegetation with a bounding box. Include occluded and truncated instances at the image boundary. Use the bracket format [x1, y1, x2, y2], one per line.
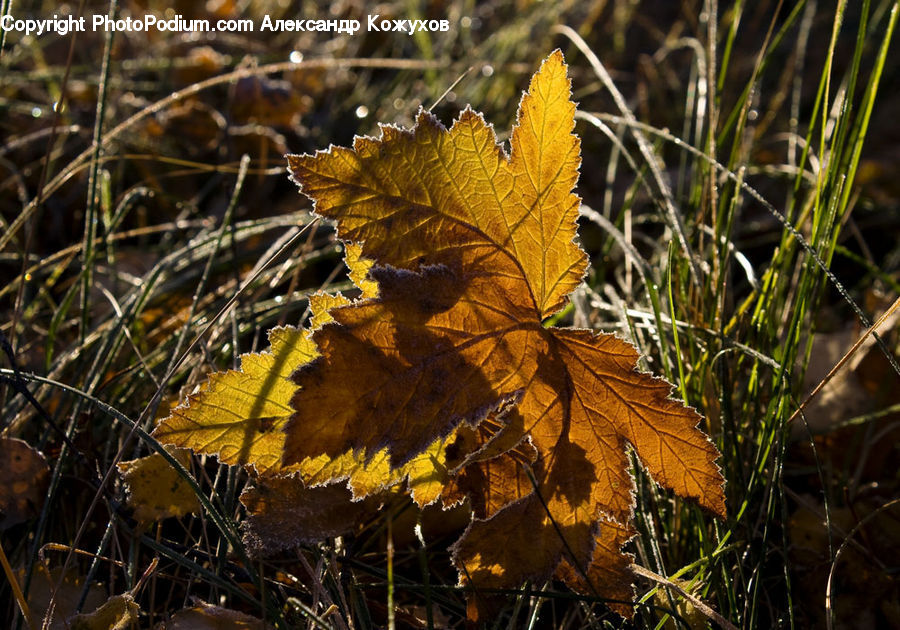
[2, 0, 899, 628]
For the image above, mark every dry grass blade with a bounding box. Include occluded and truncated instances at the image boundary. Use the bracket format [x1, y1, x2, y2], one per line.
[790, 295, 900, 425]
[631, 563, 738, 630]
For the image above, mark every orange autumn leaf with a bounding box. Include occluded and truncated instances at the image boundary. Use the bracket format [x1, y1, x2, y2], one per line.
[286, 50, 726, 616]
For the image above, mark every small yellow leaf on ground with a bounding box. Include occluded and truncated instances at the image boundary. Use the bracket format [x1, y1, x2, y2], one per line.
[118, 447, 200, 524]
[68, 593, 140, 630]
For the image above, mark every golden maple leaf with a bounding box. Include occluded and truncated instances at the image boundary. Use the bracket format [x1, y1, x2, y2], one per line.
[285, 50, 726, 617]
